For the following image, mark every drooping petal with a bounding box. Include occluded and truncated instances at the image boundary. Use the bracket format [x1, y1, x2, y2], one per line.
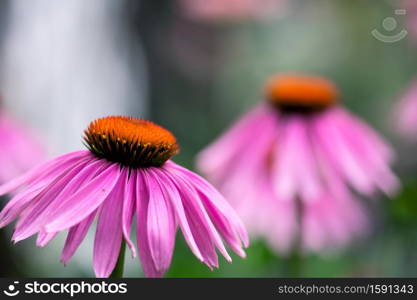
[61, 212, 96, 265]
[183, 204, 219, 268]
[166, 161, 249, 248]
[313, 108, 399, 196]
[0, 155, 91, 229]
[44, 162, 121, 232]
[163, 165, 232, 263]
[196, 104, 272, 181]
[271, 116, 322, 202]
[151, 167, 218, 268]
[334, 108, 394, 161]
[282, 117, 322, 202]
[16, 158, 108, 240]
[0, 150, 89, 196]
[135, 170, 162, 278]
[313, 110, 376, 195]
[302, 191, 368, 252]
[12, 158, 94, 242]
[143, 169, 176, 274]
[36, 230, 58, 247]
[147, 168, 204, 263]
[122, 171, 137, 258]
[263, 194, 297, 254]
[197, 104, 278, 191]
[180, 169, 248, 246]
[329, 108, 399, 195]
[93, 168, 127, 278]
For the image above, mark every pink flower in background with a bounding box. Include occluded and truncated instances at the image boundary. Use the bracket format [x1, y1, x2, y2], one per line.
[404, 0, 417, 39]
[0, 116, 248, 278]
[180, 0, 287, 22]
[395, 80, 417, 140]
[0, 112, 44, 183]
[197, 74, 399, 253]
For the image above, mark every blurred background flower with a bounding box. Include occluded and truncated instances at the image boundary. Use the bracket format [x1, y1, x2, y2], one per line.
[404, 0, 417, 40]
[0, 0, 417, 277]
[0, 111, 44, 184]
[179, 0, 288, 22]
[395, 80, 417, 140]
[196, 74, 398, 261]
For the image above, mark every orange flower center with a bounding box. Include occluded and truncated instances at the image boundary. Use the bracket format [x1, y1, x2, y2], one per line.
[265, 74, 339, 111]
[84, 116, 179, 167]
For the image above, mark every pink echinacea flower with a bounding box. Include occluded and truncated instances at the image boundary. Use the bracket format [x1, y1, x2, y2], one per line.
[197, 74, 399, 253]
[0, 116, 248, 277]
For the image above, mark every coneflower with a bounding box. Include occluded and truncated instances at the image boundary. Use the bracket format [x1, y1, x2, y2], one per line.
[197, 74, 399, 253]
[0, 116, 248, 277]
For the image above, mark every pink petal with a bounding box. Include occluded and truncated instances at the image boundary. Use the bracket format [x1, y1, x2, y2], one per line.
[313, 108, 399, 196]
[93, 168, 127, 278]
[146, 168, 204, 263]
[143, 169, 176, 274]
[44, 162, 121, 232]
[0, 150, 89, 196]
[183, 204, 219, 268]
[36, 230, 58, 247]
[156, 168, 218, 268]
[61, 212, 96, 265]
[12, 158, 93, 242]
[280, 117, 322, 203]
[136, 170, 163, 278]
[263, 195, 297, 254]
[0, 155, 91, 228]
[313, 110, 375, 195]
[122, 171, 137, 258]
[163, 166, 232, 263]
[271, 117, 301, 201]
[196, 104, 272, 181]
[166, 161, 249, 248]
[330, 108, 399, 195]
[21, 158, 107, 236]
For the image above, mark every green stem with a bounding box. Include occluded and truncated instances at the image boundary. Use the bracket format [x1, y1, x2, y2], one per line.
[110, 240, 126, 278]
[286, 250, 302, 277]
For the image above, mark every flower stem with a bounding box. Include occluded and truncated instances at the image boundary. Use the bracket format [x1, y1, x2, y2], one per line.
[287, 250, 302, 277]
[110, 240, 126, 278]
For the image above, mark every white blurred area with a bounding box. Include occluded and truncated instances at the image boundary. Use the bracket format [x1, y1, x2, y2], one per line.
[0, 0, 148, 155]
[0, 0, 148, 277]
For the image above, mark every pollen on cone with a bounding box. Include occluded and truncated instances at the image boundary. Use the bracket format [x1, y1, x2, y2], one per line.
[84, 116, 179, 167]
[265, 74, 339, 109]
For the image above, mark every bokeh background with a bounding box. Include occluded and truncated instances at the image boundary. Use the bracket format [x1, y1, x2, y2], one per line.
[0, 0, 417, 277]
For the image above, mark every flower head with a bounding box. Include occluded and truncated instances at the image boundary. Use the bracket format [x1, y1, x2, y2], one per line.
[84, 116, 179, 167]
[197, 73, 399, 253]
[0, 116, 248, 277]
[265, 74, 339, 110]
